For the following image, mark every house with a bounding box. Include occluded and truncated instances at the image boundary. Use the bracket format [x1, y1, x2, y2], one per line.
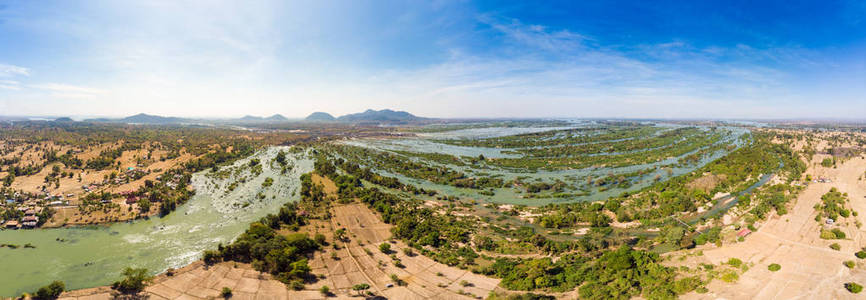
[737, 228, 752, 238]
[5, 220, 19, 228]
[22, 215, 38, 223]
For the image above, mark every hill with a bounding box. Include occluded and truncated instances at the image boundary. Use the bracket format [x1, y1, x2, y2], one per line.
[85, 113, 187, 124]
[337, 109, 421, 122]
[305, 112, 336, 121]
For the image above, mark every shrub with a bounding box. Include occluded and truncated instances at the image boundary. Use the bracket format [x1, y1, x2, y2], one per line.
[832, 228, 846, 239]
[844, 261, 856, 269]
[33, 281, 65, 299]
[820, 229, 837, 240]
[379, 243, 391, 253]
[830, 243, 841, 251]
[289, 279, 304, 290]
[726, 258, 743, 268]
[314, 233, 327, 245]
[720, 271, 739, 283]
[846, 282, 863, 294]
[767, 263, 781, 272]
[856, 251, 866, 259]
[220, 287, 232, 298]
[320, 285, 330, 295]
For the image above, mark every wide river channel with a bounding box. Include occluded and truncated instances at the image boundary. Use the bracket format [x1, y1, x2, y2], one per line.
[0, 147, 312, 296]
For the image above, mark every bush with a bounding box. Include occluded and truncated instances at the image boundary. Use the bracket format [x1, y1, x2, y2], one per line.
[820, 229, 837, 240]
[720, 271, 739, 283]
[221, 287, 232, 298]
[844, 261, 856, 269]
[320, 285, 330, 295]
[767, 264, 781, 272]
[846, 282, 863, 294]
[832, 228, 846, 239]
[314, 233, 327, 245]
[856, 251, 866, 259]
[726, 258, 743, 268]
[379, 243, 391, 253]
[33, 281, 65, 299]
[830, 243, 841, 251]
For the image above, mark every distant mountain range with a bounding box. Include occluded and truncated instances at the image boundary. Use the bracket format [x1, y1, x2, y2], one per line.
[304, 112, 336, 121]
[72, 109, 422, 125]
[336, 109, 421, 122]
[238, 114, 289, 122]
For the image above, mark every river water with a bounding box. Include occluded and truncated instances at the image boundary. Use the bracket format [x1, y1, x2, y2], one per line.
[0, 147, 312, 296]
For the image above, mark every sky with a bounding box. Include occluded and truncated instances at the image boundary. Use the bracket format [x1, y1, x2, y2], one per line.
[0, 0, 864, 119]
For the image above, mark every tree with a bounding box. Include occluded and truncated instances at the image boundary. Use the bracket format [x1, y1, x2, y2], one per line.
[314, 233, 326, 245]
[351, 283, 370, 296]
[379, 243, 391, 253]
[112, 267, 153, 294]
[320, 285, 330, 296]
[767, 263, 781, 271]
[221, 287, 232, 298]
[137, 198, 152, 214]
[32, 281, 65, 299]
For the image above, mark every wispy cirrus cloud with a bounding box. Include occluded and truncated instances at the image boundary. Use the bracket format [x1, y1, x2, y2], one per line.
[0, 80, 21, 90]
[0, 63, 29, 77]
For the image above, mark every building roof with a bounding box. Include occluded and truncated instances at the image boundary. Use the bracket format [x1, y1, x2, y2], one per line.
[737, 228, 752, 237]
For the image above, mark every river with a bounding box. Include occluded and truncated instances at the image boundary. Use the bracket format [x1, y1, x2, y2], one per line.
[0, 147, 312, 296]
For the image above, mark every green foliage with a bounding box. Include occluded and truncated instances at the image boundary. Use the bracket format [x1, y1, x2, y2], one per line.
[726, 258, 743, 268]
[856, 251, 866, 259]
[220, 287, 232, 298]
[830, 243, 841, 251]
[478, 246, 700, 298]
[767, 263, 781, 271]
[844, 261, 856, 269]
[217, 222, 317, 284]
[32, 281, 65, 299]
[817, 188, 851, 223]
[112, 267, 153, 294]
[846, 282, 863, 294]
[379, 243, 391, 253]
[720, 271, 739, 283]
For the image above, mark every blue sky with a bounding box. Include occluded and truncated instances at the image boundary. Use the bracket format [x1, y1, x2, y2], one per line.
[0, 0, 863, 118]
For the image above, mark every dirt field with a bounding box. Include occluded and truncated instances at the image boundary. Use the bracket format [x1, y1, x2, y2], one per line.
[679, 146, 866, 299]
[303, 175, 501, 299]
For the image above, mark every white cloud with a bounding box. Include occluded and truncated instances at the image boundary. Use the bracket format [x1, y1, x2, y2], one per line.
[0, 80, 21, 90]
[0, 63, 29, 77]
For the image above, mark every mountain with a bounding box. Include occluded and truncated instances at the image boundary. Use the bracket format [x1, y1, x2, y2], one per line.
[239, 115, 263, 121]
[236, 114, 289, 122]
[121, 113, 186, 124]
[337, 109, 421, 122]
[265, 114, 289, 122]
[305, 112, 336, 121]
[54, 117, 74, 122]
[84, 113, 187, 124]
